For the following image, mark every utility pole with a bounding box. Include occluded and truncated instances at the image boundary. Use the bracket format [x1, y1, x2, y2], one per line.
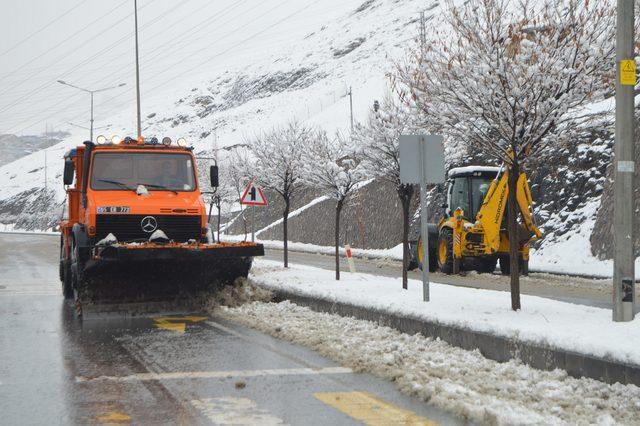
[613, 0, 636, 322]
[134, 0, 142, 140]
[348, 86, 354, 131]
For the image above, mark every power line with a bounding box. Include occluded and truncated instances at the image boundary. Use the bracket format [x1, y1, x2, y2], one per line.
[0, 0, 168, 117]
[0, 0, 130, 89]
[3, 0, 253, 132]
[11, 0, 322, 135]
[0, 0, 89, 58]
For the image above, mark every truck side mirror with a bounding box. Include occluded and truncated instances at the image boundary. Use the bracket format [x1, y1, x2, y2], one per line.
[210, 165, 219, 188]
[63, 159, 75, 186]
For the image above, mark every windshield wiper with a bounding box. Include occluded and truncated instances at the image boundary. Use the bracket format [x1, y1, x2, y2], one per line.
[97, 179, 135, 192]
[137, 183, 179, 194]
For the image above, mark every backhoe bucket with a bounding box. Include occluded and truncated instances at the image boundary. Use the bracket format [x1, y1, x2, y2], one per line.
[75, 242, 264, 316]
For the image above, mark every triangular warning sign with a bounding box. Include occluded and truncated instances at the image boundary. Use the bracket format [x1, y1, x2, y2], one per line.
[240, 181, 268, 206]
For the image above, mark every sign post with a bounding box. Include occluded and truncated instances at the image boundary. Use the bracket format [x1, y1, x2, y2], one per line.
[400, 135, 445, 301]
[240, 181, 268, 242]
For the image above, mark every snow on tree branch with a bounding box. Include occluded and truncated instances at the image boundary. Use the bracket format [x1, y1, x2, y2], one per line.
[397, 0, 617, 165]
[301, 131, 367, 203]
[246, 121, 314, 200]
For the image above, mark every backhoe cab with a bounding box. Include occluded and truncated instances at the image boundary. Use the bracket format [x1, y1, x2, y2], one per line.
[414, 165, 542, 275]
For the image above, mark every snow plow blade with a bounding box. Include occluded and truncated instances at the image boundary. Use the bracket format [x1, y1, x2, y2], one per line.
[75, 241, 264, 316]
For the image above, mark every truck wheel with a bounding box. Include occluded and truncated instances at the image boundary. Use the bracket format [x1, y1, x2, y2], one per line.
[437, 228, 454, 274]
[59, 236, 73, 299]
[70, 239, 84, 316]
[416, 237, 438, 272]
[498, 256, 510, 275]
[499, 256, 527, 275]
[476, 257, 497, 274]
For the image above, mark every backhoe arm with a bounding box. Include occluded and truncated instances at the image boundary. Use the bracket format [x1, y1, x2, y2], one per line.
[475, 168, 509, 252]
[475, 168, 542, 253]
[516, 172, 542, 240]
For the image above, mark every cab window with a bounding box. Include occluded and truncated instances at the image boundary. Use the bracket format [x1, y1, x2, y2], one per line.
[90, 152, 196, 191]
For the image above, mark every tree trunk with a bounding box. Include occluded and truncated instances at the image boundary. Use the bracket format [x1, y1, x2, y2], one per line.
[283, 196, 290, 268]
[398, 184, 414, 290]
[335, 199, 344, 281]
[508, 161, 521, 311]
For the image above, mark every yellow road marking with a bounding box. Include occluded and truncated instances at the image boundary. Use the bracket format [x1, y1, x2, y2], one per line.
[152, 315, 208, 333]
[96, 411, 131, 424]
[192, 397, 287, 425]
[314, 391, 437, 426]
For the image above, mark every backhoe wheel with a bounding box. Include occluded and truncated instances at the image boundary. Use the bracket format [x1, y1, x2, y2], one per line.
[437, 228, 454, 274]
[499, 256, 527, 275]
[59, 236, 73, 299]
[416, 237, 438, 272]
[476, 257, 497, 274]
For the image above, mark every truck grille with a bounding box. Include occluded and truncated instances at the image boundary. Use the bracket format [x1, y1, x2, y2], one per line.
[95, 215, 201, 243]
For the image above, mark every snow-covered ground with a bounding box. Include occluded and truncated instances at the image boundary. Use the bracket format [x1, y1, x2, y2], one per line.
[247, 259, 640, 367]
[221, 300, 640, 425]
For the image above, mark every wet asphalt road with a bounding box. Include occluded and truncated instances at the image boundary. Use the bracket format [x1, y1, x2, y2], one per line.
[0, 233, 461, 425]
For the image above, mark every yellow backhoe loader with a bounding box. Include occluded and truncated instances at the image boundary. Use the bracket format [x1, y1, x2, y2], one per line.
[415, 164, 542, 274]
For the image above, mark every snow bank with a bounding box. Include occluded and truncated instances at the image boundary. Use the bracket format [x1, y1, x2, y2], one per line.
[248, 259, 640, 367]
[222, 301, 640, 425]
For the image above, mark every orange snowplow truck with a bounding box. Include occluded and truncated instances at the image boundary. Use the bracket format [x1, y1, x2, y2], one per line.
[58, 136, 263, 315]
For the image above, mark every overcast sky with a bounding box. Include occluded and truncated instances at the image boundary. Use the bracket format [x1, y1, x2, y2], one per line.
[0, 0, 340, 136]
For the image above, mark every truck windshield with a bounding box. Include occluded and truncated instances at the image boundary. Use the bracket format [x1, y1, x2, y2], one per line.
[90, 152, 196, 191]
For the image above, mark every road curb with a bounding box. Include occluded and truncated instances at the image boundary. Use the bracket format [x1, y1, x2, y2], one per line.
[271, 289, 640, 387]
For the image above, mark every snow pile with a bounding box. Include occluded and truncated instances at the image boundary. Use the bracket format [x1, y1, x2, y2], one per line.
[221, 301, 640, 425]
[95, 233, 117, 246]
[149, 229, 169, 243]
[136, 185, 149, 196]
[205, 277, 273, 310]
[247, 259, 640, 366]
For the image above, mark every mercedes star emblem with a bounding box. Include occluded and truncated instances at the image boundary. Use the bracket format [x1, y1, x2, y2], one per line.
[141, 216, 158, 233]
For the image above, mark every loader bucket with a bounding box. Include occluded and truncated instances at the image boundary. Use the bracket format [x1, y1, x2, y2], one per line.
[75, 242, 264, 316]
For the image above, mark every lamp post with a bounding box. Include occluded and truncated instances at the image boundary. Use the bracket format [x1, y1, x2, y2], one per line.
[57, 80, 125, 141]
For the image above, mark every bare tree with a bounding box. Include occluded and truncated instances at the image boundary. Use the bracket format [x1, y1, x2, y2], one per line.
[398, 0, 616, 310]
[352, 95, 417, 290]
[301, 131, 367, 280]
[247, 121, 312, 267]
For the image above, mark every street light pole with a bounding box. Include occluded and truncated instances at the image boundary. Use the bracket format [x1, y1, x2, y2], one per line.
[134, 0, 142, 140]
[57, 80, 125, 141]
[613, 0, 636, 322]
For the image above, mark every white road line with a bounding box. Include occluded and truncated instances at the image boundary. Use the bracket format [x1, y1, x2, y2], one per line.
[191, 397, 288, 426]
[75, 366, 353, 383]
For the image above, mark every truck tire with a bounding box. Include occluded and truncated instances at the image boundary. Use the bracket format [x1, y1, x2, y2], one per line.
[59, 236, 73, 299]
[416, 237, 438, 272]
[476, 257, 497, 274]
[437, 228, 454, 274]
[499, 256, 527, 275]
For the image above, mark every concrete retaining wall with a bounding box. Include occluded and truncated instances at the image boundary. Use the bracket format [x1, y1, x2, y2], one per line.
[272, 290, 640, 387]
